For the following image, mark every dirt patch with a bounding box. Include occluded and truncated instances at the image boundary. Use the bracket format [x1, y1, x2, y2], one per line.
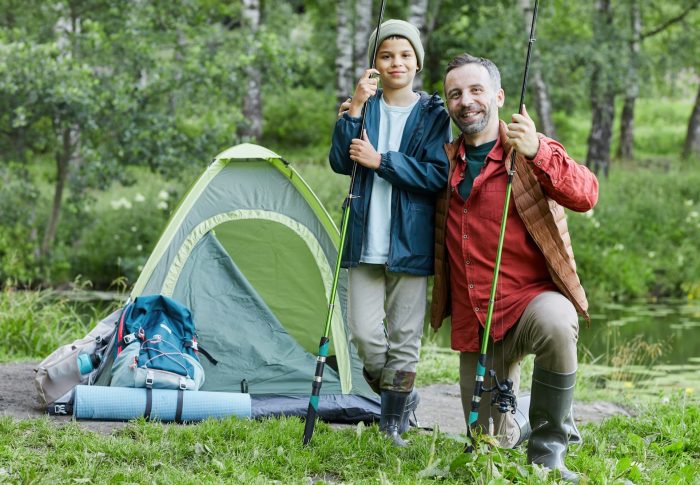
[1, 362, 630, 434]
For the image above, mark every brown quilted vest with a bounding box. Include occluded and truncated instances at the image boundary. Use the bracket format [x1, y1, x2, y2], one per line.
[430, 121, 590, 330]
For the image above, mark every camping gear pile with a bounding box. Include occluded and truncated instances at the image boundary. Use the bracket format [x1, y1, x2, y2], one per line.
[35, 143, 380, 424]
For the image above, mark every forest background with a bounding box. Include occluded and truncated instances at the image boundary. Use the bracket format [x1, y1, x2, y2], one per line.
[1, 0, 699, 302]
[1, 2, 700, 482]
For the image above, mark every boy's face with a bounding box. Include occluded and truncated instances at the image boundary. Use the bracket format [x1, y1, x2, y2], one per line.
[374, 37, 418, 91]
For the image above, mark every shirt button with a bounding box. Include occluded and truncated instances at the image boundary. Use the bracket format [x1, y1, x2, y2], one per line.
[536, 160, 542, 166]
[474, 307, 480, 312]
[465, 260, 471, 265]
[469, 284, 474, 289]
[460, 171, 464, 177]
[451, 187, 455, 192]
[463, 234, 468, 239]
[463, 208, 468, 214]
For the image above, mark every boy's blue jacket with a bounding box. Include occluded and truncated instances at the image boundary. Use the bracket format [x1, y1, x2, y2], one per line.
[329, 90, 451, 276]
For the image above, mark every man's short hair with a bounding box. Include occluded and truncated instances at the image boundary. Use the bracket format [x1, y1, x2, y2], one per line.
[444, 53, 501, 91]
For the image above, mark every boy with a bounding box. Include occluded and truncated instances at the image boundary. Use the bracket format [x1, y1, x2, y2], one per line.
[329, 19, 450, 446]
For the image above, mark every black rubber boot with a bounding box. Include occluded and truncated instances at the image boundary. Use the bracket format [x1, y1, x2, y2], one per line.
[398, 388, 420, 434]
[527, 366, 580, 483]
[379, 390, 410, 447]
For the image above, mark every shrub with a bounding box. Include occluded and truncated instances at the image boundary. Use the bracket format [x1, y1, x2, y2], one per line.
[69, 184, 179, 287]
[262, 87, 337, 149]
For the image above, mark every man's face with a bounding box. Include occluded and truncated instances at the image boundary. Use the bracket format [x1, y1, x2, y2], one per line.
[444, 63, 504, 136]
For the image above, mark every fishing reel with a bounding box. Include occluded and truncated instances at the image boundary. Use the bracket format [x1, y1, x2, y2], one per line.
[483, 369, 517, 414]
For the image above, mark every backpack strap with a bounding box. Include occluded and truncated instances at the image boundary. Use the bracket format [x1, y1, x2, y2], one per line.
[116, 303, 135, 355]
[144, 388, 153, 420]
[175, 389, 184, 423]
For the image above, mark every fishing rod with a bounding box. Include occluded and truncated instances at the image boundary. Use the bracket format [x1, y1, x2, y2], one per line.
[302, 0, 387, 446]
[464, 0, 540, 453]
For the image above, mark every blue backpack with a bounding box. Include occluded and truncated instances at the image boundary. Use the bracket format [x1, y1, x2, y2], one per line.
[111, 295, 205, 390]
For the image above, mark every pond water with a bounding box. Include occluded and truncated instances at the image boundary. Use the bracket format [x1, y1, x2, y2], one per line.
[579, 300, 700, 398]
[424, 299, 700, 398]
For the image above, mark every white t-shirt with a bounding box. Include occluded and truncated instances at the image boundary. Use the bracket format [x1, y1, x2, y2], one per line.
[360, 94, 419, 264]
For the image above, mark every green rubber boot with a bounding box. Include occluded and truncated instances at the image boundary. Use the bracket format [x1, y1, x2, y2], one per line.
[527, 366, 580, 483]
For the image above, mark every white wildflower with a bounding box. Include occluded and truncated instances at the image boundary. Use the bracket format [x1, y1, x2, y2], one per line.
[136, 244, 143, 251]
[134, 193, 146, 203]
[593, 221, 601, 228]
[157, 200, 168, 210]
[584, 209, 594, 218]
[648, 251, 656, 258]
[684, 199, 694, 207]
[613, 243, 625, 251]
[158, 190, 170, 200]
[131, 226, 137, 232]
[110, 197, 132, 210]
[689, 211, 699, 219]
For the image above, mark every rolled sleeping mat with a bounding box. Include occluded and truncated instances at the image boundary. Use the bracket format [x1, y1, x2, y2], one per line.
[74, 385, 251, 422]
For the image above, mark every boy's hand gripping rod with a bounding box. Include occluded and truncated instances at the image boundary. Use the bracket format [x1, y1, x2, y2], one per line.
[302, 0, 387, 446]
[464, 0, 539, 453]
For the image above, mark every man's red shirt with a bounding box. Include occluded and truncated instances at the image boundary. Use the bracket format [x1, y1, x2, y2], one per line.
[446, 135, 560, 352]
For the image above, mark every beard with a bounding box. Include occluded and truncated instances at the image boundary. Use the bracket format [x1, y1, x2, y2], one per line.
[450, 100, 496, 135]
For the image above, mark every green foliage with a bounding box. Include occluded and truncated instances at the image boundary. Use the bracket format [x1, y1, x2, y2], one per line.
[569, 166, 700, 301]
[68, 179, 182, 288]
[0, 165, 41, 285]
[262, 88, 337, 148]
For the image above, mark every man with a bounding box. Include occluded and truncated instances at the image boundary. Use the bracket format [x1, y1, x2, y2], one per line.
[431, 53, 598, 481]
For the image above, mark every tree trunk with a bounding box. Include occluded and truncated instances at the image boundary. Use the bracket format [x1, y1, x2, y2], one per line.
[41, 126, 73, 258]
[335, 0, 354, 105]
[518, 0, 556, 138]
[617, 0, 641, 160]
[683, 82, 700, 159]
[586, 0, 616, 177]
[354, 0, 372, 80]
[408, 0, 429, 91]
[240, 0, 262, 141]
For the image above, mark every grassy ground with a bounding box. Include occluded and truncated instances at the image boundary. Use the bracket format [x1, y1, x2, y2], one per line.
[0, 394, 697, 484]
[1, 293, 698, 483]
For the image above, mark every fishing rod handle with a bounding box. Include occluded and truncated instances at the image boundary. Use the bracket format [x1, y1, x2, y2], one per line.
[302, 336, 330, 445]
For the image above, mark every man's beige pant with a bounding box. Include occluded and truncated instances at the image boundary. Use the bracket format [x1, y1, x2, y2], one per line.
[347, 264, 427, 389]
[459, 291, 579, 447]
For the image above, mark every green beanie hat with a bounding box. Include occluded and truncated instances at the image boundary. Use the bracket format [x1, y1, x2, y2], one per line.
[367, 19, 424, 72]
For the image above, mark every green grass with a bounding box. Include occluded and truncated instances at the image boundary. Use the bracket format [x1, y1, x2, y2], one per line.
[0, 289, 118, 363]
[0, 395, 697, 483]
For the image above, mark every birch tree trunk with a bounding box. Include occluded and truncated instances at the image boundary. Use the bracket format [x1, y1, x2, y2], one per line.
[518, 0, 556, 138]
[240, 0, 262, 141]
[586, 0, 616, 177]
[354, 0, 372, 80]
[336, 0, 354, 104]
[683, 82, 700, 159]
[617, 0, 641, 160]
[408, 0, 429, 91]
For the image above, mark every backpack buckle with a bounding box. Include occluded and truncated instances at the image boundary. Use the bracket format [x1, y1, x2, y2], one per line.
[179, 377, 187, 390]
[122, 333, 137, 345]
[145, 370, 154, 389]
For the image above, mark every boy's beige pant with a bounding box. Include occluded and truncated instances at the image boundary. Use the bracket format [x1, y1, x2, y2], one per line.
[459, 291, 579, 447]
[347, 264, 427, 390]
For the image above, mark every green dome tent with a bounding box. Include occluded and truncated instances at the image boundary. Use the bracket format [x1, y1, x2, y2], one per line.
[39, 143, 379, 422]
